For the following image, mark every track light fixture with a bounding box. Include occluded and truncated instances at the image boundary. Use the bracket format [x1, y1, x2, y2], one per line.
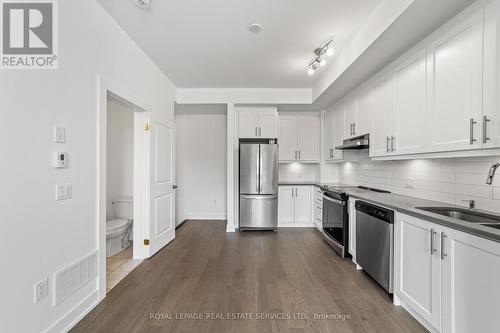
[307, 39, 334, 75]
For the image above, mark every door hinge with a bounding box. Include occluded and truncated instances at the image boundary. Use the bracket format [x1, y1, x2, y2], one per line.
[144, 123, 151, 131]
[144, 239, 150, 245]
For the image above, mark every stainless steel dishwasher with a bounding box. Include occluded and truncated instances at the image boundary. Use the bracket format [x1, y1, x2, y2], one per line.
[355, 200, 394, 293]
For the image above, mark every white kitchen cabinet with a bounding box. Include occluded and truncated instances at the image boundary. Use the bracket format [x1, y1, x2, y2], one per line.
[313, 187, 323, 230]
[348, 199, 357, 260]
[278, 185, 312, 226]
[370, 75, 395, 157]
[344, 97, 357, 139]
[278, 115, 319, 163]
[356, 88, 373, 136]
[394, 213, 441, 332]
[483, 0, 500, 148]
[324, 109, 335, 160]
[238, 107, 278, 139]
[441, 226, 500, 333]
[278, 186, 295, 223]
[393, 52, 427, 155]
[426, 11, 484, 152]
[324, 106, 344, 161]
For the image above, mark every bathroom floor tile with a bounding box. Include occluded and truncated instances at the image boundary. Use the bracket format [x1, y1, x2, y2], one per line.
[106, 258, 126, 272]
[117, 259, 142, 272]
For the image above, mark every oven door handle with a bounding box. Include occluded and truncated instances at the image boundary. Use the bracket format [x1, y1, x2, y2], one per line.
[321, 195, 346, 206]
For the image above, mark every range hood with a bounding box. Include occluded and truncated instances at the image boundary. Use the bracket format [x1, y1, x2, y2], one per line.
[335, 134, 369, 150]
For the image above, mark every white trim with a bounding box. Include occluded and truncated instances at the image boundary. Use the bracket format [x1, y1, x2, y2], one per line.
[226, 103, 236, 232]
[176, 88, 312, 104]
[278, 223, 315, 228]
[43, 290, 99, 333]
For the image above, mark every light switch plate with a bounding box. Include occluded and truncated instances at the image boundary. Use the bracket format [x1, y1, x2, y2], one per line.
[54, 126, 65, 143]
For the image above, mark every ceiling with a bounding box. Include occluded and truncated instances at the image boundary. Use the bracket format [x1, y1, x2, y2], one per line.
[97, 0, 381, 88]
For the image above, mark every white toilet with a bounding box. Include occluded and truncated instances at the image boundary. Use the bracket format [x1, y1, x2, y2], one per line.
[106, 197, 133, 257]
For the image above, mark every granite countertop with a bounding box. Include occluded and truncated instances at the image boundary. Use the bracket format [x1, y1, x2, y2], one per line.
[344, 188, 500, 243]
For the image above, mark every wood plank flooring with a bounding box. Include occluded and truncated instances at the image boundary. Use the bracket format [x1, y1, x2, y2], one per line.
[72, 221, 427, 333]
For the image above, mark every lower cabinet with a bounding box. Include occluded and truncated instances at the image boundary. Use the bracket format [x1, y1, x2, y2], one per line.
[278, 186, 312, 226]
[395, 212, 500, 333]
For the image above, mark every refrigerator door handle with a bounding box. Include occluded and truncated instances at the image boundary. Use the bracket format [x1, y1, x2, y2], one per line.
[256, 147, 260, 193]
[240, 194, 278, 200]
[259, 146, 263, 194]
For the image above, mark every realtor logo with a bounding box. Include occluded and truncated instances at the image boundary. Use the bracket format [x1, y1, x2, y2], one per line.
[1, 0, 58, 69]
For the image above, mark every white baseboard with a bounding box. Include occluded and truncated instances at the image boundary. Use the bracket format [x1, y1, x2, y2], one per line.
[278, 222, 314, 228]
[177, 213, 227, 224]
[44, 289, 99, 333]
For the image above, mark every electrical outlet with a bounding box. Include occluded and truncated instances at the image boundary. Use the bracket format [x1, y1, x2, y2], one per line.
[34, 278, 49, 303]
[406, 178, 415, 189]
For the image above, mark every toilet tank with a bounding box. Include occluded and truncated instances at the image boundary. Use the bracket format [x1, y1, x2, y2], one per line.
[112, 197, 133, 219]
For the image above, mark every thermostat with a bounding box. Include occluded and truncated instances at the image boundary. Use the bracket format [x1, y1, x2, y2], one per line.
[54, 152, 67, 168]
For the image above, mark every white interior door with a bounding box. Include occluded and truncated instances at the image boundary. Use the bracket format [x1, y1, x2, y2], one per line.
[148, 121, 176, 256]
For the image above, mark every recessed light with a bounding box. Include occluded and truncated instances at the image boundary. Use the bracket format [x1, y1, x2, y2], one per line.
[249, 23, 262, 33]
[134, 0, 151, 9]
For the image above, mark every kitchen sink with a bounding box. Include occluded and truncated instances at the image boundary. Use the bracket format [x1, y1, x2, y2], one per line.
[479, 223, 500, 230]
[415, 207, 500, 224]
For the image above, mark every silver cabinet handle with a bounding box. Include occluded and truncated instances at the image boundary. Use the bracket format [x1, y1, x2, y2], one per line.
[291, 188, 294, 197]
[255, 127, 258, 137]
[483, 115, 491, 143]
[386, 136, 390, 152]
[430, 228, 436, 255]
[329, 148, 333, 158]
[298, 150, 301, 160]
[470, 118, 477, 144]
[441, 232, 447, 260]
[259, 127, 262, 137]
[294, 150, 297, 160]
[353, 123, 356, 135]
[391, 136, 395, 152]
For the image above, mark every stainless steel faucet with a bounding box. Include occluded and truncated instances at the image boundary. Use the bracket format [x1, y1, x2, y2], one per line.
[486, 162, 500, 185]
[461, 200, 475, 209]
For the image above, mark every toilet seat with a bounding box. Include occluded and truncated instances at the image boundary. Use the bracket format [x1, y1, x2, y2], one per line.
[107, 219, 130, 232]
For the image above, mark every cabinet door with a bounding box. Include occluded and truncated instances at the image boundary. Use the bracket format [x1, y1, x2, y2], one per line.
[333, 106, 345, 160]
[393, 52, 427, 155]
[297, 116, 320, 162]
[370, 75, 395, 157]
[348, 199, 356, 258]
[324, 110, 335, 160]
[278, 186, 295, 223]
[260, 111, 278, 138]
[357, 88, 373, 136]
[294, 186, 311, 223]
[395, 214, 441, 332]
[426, 11, 484, 152]
[239, 112, 260, 138]
[278, 117, 298, 161]
[344, 97, 358, 138]
[483, 0, 500, 148]
[441, 227, 500, 333]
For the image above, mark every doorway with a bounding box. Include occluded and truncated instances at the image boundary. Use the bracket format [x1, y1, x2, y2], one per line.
[98, 78, 177, 300]
[104, 94, 143, 292]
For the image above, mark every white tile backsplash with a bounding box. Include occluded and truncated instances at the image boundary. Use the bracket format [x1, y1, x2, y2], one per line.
[340, 155, 500, 213]
[279, 163, 319, 181]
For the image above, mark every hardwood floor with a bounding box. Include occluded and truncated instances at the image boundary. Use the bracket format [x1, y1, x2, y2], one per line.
[72, 221, 427, 333]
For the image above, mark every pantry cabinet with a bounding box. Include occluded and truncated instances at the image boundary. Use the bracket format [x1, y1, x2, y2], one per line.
[426, 11, 484, 152]
[238, 107, 278, 139]
[395, 212, 500, 333]
[278, 115, 320, 163]
[278, 186, 312, 225]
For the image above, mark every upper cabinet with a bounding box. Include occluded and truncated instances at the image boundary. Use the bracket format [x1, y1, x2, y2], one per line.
[279, 114, 320, 163]
[344, 98, 357, 139]
[370, 75, 395, 157]
[483, 0, 500, 148]
[238, 107, 278, 139]
[426, 11, 485, 152]
[325, 106, 344, 161]
[343, 92, 372, 139]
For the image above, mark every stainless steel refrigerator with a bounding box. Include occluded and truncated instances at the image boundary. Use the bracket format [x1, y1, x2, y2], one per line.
[239, 143, 278, 230]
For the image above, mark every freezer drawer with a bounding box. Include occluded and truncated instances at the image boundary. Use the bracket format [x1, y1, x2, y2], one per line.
[239, 195, 278, 230]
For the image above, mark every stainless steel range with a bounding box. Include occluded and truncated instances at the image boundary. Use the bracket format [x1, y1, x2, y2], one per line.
[320, 184, 390, 258]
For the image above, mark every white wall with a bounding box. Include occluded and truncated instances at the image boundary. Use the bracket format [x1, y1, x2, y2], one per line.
[340, 152, 500, 213]
[0, 1, 176, 332]
[175, 113, 227, 224]
[106, 97, 134, 219]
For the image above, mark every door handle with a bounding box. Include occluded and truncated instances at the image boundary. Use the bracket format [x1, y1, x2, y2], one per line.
[470, 118, 477, 144]
[483, 116, 491, 143]
[173, 185, 178, 189]
[386, 136, 390, 152]
[430, 228, 436, 255]
[441, 232, 447, 260]
[391, 136, 395, 152]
